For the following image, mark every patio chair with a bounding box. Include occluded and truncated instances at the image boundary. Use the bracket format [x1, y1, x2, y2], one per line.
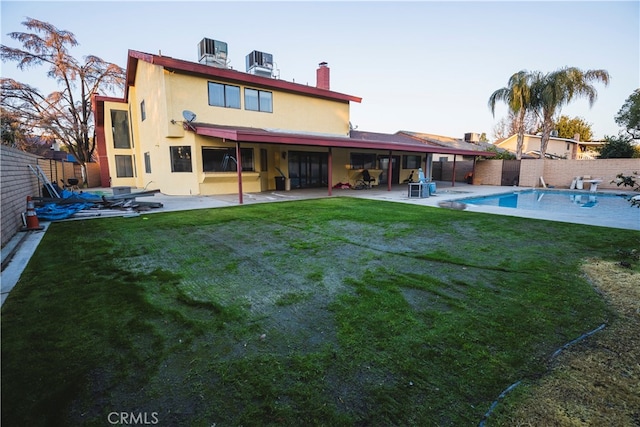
[355, 169, 375, 189]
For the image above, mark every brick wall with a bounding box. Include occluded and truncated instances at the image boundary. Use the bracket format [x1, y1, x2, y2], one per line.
[1, 146, 43, 247]
[476, 158, 639, 190]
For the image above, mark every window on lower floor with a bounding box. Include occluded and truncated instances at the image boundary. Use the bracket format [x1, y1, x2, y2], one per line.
[350, 152, 377, 169]
[403, 155, 422, 169]
[202, 147, 254, 172]
[115, 155, 134, 177]
[170, 146, 192, 172]
[144, 152, 151, 173]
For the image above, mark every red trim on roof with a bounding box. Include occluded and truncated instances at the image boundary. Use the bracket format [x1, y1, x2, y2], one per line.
[192, 124, 495, 157]
[126, 50, 362, 104]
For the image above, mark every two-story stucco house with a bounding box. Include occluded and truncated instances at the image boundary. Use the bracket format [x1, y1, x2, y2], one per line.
[92, 39, 494, 201]
[495, 133, 603, 159]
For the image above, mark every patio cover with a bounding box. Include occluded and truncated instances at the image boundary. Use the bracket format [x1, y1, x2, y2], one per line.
[188, 123, 495, 204]
[190, 123, 496, 157]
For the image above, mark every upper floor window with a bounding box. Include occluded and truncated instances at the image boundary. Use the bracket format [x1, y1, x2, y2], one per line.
[245, 88, 273, 113]
[208, 82, 240, 109]
[111, 110, 131, 149]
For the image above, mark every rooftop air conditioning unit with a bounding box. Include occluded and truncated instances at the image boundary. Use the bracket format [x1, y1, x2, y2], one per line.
[246, 50, 274, 78]
[464, 132, 480, 143]
[198, 38, 228, 68]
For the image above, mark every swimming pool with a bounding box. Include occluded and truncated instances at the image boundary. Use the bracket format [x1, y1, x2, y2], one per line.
[457, 189, 640, 230]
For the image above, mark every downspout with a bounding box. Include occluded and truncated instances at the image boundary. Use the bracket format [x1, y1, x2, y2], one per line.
[236, 141, 243, 205]
[327, 147, 333, 196]
[452, 155, 457, 187]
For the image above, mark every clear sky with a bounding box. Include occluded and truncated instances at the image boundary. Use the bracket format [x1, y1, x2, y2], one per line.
[1, 1, 638, 141]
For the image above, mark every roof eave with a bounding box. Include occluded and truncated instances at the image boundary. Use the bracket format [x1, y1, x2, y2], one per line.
[126, 50, 362, 104]
[193, 125, 495, 157]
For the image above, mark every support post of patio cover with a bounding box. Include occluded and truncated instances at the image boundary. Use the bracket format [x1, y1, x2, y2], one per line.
[425, 153, 433, 181]
[236, 142, 243, 204]
[327, 147, 333, 196]
[387, 151, 393, 191]
[451, 155, 457, 187]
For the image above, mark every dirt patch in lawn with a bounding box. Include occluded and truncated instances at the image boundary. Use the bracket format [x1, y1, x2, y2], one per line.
[493, 259, 640, 426]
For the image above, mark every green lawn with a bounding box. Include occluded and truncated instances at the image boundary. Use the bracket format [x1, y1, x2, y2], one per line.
[2, 197, 637, 426]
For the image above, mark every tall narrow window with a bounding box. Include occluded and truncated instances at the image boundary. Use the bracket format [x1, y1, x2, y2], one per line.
[170, 146, 192, 172]
[140, 100, 146, 121]
[208, 82, 240, 109]
[144, 152, 151, 173]
[111, 110, 131, 148]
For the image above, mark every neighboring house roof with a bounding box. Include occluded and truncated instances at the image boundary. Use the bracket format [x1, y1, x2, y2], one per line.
[398, 131, 495, 153]
[191, 124, 495, 157]
[495, 133, 581, 147]
[125, 50, 362, 104]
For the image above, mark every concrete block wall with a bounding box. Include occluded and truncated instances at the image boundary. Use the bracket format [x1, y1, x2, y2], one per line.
[477, 158, 639, 190]
[519, 160, 546, 187]
[1, 146, 43, 247]
[541, 159, 639, 190]
[474, 160, 503, 185]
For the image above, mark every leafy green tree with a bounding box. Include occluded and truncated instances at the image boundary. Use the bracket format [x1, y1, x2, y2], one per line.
[1, 18, 125, 186]
[597, 135, 638, 158]
[531, 67, 609, 159]
[611, 172, 640, 207]
[478, 144, 516, 160]
[555, 115, 593, 141]
[615, 89, 640, 140]
[488, 70, 535, 159]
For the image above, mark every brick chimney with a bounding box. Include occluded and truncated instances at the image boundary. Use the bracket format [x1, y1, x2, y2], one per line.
[316, 62, 330, 90]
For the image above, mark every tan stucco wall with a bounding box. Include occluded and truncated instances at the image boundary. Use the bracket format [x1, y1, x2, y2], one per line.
[105, 60, 354, 195]
[151, 63, 350, 136]
[498, 135, 576, 159]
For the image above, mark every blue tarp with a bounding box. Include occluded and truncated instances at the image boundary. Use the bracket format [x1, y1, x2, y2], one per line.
[35, 190, 103, 221]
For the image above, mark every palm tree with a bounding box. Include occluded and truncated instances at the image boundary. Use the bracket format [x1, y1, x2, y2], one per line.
[488, 70, 534, 160]
[532, 67, 610, 158]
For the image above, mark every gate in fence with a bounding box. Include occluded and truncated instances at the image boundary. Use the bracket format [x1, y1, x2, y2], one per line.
[501, 160, 521, 186]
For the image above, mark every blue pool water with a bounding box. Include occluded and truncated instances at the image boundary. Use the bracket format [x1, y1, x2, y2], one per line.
[458, 189, 639, 230]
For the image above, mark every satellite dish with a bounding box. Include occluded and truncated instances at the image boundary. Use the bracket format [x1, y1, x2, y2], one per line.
[182, 110, 197, 123]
